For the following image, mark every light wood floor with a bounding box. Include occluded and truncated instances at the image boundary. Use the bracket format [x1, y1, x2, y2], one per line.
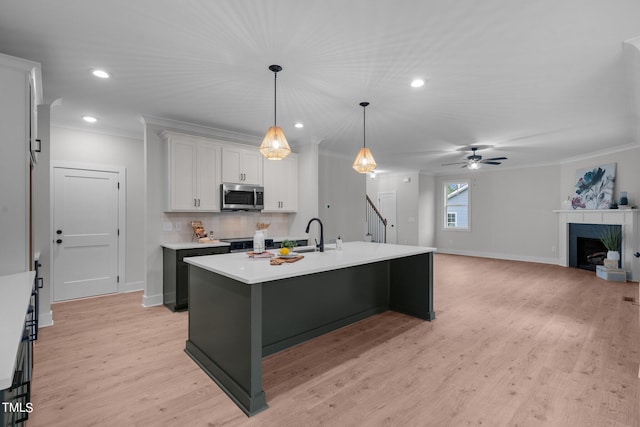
[29, 254, 639, 427]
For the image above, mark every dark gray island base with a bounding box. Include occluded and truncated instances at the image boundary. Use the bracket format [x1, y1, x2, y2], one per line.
[184, 245, 434, 416]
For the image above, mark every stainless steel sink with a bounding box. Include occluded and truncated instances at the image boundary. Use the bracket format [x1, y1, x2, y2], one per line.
[296, 247, 318, 253]
[295, 247, 335, 253]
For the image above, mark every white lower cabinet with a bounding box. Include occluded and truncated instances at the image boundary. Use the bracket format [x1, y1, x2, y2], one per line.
[263, 154, 298, 212]
[163, 132, 221, 212]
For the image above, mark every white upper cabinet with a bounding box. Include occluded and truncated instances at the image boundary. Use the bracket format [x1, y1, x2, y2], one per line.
[222, 146, 263, 185]
[0, 53, 41, 275]
[262, 154, 298, 212]
[163, 132, 221, 212]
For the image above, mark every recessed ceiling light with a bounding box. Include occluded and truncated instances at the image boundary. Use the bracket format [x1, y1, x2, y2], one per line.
[91, 69, 111, 79]
[410, 78, 425, 88]
[83, 116, 98, 123]
[294, 122, 304, 129]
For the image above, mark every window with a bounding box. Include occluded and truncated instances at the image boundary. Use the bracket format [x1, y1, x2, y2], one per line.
[447, 212, 457, 227]
[444, 181, 469, 230]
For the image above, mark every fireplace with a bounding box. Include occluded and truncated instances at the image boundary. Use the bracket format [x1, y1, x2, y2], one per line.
[569, 223, 621, 271]
[555, 208, 639, 280]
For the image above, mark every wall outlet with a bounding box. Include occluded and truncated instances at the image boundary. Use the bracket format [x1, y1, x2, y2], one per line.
[163, 222, 173, 231]
[551, 245, 557, 253]
[175, 222, 182, 231]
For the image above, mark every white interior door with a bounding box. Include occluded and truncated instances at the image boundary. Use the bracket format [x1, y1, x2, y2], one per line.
[378, 192, 397, 244]
[53, 167, 119, 301]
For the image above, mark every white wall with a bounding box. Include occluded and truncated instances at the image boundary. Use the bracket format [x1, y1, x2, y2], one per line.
[435, 164, 561, 264]
[418, 173, 436, 247]
[144, 124, 166, 306]
[319, 149, 366, 243]
[559, 146, 640, 209]
[50, 126, 145, 289]
[367, 172, 420, 245]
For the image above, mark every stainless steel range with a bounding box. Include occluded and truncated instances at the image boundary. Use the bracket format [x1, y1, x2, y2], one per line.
[220, 237, 275, 253]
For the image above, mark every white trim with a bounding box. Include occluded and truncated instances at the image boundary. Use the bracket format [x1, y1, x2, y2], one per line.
[140, 114, 261, 146]
[50, 161, 127, 304]
[443, 180, 470, 231]
[436, 248, 560, 266]
[554, 209, 639, 281]
[123, 281, 144, 293]
[142, 293, 163, 307]
[558, 142, 640, 165]
[50, 123, 142, 142]
[38, 311, 53, 328]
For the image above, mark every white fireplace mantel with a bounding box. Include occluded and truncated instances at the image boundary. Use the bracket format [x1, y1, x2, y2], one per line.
[554, 209, 640, 281]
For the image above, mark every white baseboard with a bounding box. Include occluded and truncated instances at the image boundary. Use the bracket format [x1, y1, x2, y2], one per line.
[142, 293, 163, 307]
[436, 248, 559, 265]
[39, 310, 54, 328]
[123, 281, 144, 293]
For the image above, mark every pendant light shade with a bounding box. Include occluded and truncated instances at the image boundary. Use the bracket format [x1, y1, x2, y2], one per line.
[353, 101, 377, 173]
[260, 65, 291, 160]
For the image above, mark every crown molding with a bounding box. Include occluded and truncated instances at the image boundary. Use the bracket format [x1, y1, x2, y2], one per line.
[139, 114, 261, 146]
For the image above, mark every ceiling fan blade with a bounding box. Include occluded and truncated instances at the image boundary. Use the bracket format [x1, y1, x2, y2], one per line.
[441, 161, 468, 166]
[483, 156, 508, 161]
[481, 161, 502, 165]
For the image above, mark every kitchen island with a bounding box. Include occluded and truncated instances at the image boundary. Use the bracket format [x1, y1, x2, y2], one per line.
[184, 241, 436, 416]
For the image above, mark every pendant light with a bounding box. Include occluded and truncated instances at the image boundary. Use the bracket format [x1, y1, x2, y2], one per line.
[352, 101, 377, 173]
[259, 64, 291, 160]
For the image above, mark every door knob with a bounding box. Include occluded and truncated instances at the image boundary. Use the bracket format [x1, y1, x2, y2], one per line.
[56, 239, 63, 244]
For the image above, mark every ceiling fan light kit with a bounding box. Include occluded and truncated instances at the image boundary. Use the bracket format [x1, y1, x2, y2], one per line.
[259, 64, 291, 160]
[442, 147, 507, 170]
[353, 101, 377, 173]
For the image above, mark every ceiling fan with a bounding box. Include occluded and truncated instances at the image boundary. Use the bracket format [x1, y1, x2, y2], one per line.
[441, 147, 508, 169]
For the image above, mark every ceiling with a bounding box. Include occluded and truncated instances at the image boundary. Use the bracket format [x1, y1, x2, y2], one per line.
[1, 0, 639, 174]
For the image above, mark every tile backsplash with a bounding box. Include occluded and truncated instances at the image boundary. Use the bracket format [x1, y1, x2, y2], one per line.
[163, 212, 290, 242]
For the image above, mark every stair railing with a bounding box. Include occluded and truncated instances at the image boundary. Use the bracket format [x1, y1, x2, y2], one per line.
[365, 194, 388, 243]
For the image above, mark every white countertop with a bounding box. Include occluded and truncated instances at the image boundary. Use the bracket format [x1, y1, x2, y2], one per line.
[0, 271, 35, 390]
[162, 241, 231, 250]
[161, 236, 309, 250]
[270, 236, 309, 243]
[184, 241, 436, 285]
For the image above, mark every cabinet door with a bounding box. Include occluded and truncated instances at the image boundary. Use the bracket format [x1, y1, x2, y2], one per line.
[222, 146, 263, 185]
[222, 147, 242, 183]
[0, 61, 31, 275]
[262, 154, 297, 212]
[169, 139, 198, 210]
[262, 158, 281, 211]
[196, 142, 220, 211]
[240, 150, 262, 185]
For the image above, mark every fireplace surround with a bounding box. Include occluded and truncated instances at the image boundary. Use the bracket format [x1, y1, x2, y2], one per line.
[555, 209, 639, 281]
[569, 224, 621, 271]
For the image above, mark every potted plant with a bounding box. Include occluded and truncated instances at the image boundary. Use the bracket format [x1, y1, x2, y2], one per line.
[280, 239, 296, 250]
[600, 226, 621, 261]
[279, 239, 296, 256]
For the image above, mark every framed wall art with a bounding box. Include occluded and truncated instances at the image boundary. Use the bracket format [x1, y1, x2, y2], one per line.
[572, 163, 616, 209]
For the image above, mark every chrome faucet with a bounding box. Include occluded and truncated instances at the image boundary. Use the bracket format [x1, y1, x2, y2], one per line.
[305, 218, 324, 252]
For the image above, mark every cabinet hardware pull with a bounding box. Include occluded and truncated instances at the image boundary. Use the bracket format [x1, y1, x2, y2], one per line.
[56, 239, 62, 244]
[194, 198, 197, 207]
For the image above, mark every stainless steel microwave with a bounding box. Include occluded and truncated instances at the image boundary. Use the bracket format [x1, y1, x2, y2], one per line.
[221, 183, 264, 211]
